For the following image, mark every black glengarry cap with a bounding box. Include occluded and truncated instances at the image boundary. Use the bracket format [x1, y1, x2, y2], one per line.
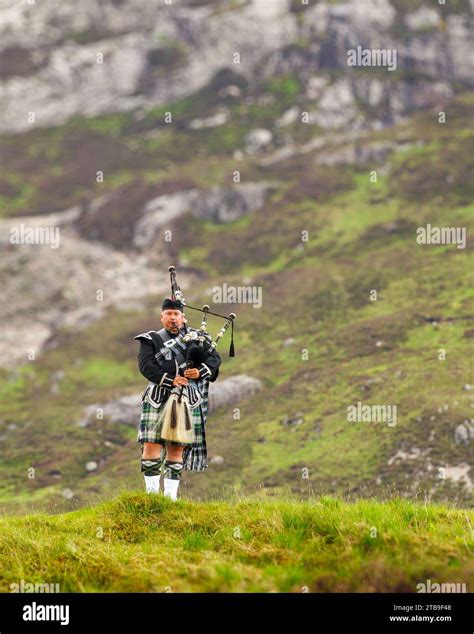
[162, 298, 184, 311]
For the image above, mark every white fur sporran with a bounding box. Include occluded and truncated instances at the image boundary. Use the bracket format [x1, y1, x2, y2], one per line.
[159, 388, 195, 445]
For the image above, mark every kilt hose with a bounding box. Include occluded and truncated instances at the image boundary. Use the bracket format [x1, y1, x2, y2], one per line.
[137, 400, 208, 471]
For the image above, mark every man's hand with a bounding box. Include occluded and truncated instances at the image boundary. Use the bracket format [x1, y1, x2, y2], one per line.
[184, 368, 200, 380]
[172, 376, 188, 387]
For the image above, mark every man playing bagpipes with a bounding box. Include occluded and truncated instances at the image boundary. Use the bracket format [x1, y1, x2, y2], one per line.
[134, 267, 235, 500]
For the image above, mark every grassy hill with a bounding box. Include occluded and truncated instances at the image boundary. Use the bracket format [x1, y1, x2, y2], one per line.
[0, 57, 473, 513]
[1, 492, 473, 592]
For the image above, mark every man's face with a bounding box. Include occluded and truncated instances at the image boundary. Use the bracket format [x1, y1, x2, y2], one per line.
[161, 309, 185, 333]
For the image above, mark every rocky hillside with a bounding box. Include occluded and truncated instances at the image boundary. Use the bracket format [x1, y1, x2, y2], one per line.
[0, 0, 472, 514]
[0, 0, 472, 134]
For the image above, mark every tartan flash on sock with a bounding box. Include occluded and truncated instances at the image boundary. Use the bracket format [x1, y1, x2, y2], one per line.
[141, 458, 162, 476]
[163, 460, 184, 480]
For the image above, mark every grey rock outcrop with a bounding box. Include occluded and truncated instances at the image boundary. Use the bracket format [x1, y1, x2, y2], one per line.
[1, 0, 472, 134]
[0, 210, 166, 367]
[78, 374, 262, 427]
[133, 183, 274, 248]
[208, 374, 262, 413]
[454, 420, 474, 445]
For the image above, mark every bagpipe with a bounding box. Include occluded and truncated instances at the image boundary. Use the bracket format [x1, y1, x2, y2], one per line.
[169, 265, 235, 358]
[158, 265, 236, 445]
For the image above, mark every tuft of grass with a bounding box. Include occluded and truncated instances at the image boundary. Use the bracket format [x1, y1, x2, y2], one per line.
[0, 492, 472, 592]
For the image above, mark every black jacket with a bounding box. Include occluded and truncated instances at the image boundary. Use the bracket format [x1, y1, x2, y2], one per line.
[135, 329, 221, 389]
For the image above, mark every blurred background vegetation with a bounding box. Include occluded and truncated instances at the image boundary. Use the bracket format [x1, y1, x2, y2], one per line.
[0, 0, 472, 517]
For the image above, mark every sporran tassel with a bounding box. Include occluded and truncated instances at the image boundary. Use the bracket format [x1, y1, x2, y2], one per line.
[170, 399, 177, 429]
[184, 404, 192, 430]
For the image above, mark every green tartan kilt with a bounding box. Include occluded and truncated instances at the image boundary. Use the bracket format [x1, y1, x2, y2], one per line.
[137, 400, 203, 447]
[137, 391, 209, 471]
